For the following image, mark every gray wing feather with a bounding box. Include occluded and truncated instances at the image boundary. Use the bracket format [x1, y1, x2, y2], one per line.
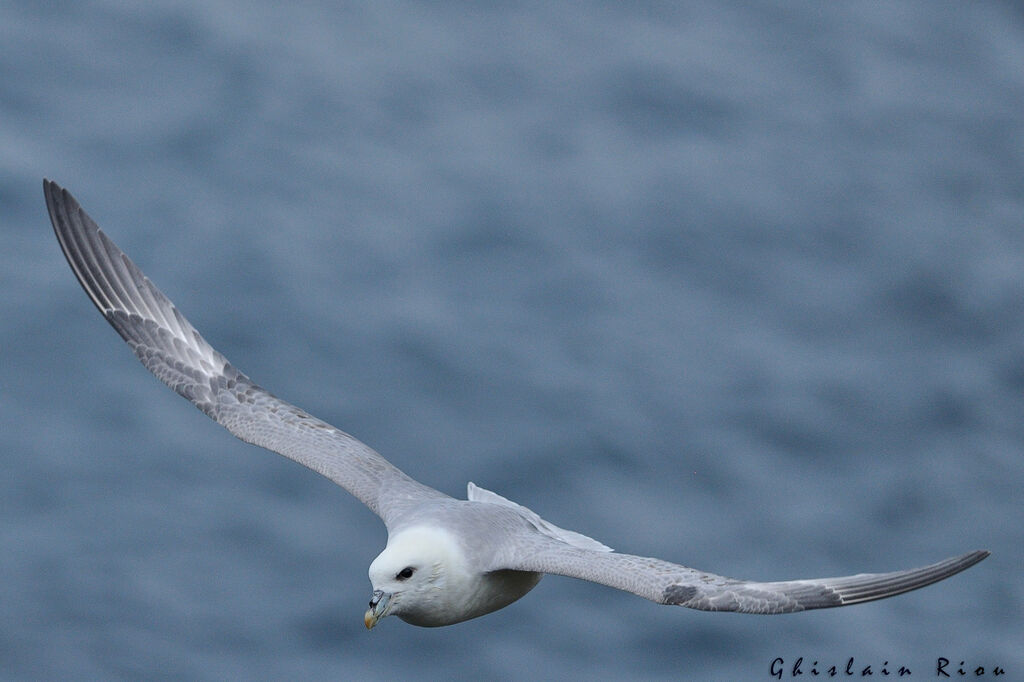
[508, 539, 988, 613]
[45, 180, 447, 524]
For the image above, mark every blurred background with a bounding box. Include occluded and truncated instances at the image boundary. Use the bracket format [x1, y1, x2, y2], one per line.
[1, 1, 1021, 679]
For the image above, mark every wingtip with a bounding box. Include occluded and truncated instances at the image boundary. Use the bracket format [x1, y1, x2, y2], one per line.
[43, 178, 66, 214]
[43, 181, 87, 232]
[942, 549, 989, 572]
[937, 549, 989, 579]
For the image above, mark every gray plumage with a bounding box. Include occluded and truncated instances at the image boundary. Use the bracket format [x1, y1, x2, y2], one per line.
[44, 179, 988, 626]
[45, 180, 443, 526]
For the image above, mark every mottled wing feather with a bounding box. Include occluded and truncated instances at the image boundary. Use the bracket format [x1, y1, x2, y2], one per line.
[45, 180, 447, 524]
[507, 539, 988, 613]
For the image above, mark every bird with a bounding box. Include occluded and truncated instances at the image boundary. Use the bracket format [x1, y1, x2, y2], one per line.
[43, 179, 988, 629]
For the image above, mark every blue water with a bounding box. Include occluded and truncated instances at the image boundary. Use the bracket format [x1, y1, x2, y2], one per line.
[2, 1, 1021, 679]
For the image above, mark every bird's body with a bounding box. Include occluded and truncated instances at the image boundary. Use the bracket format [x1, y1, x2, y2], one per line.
[43, 179, 988, 630]
[368, 519, 542, 627]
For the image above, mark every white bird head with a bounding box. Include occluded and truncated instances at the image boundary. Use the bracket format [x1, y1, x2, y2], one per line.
[365, 526, 469, 629]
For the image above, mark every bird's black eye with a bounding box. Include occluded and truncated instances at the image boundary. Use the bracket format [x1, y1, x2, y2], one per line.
[396, 567, 415, 580]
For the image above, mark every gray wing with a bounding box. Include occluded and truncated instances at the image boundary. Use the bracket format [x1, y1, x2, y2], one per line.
[506, 539, 988, 613]
[45, 180, 448, 524]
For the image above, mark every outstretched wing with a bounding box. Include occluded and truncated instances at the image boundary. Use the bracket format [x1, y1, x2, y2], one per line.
[505, 538, 988, 613]
[45, 180, 448, 524]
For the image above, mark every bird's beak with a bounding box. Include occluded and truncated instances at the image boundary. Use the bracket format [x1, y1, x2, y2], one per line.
[364, 590, 391, 630]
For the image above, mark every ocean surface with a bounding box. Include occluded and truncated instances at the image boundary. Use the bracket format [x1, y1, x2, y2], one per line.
[1, 1, 1021, 679]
